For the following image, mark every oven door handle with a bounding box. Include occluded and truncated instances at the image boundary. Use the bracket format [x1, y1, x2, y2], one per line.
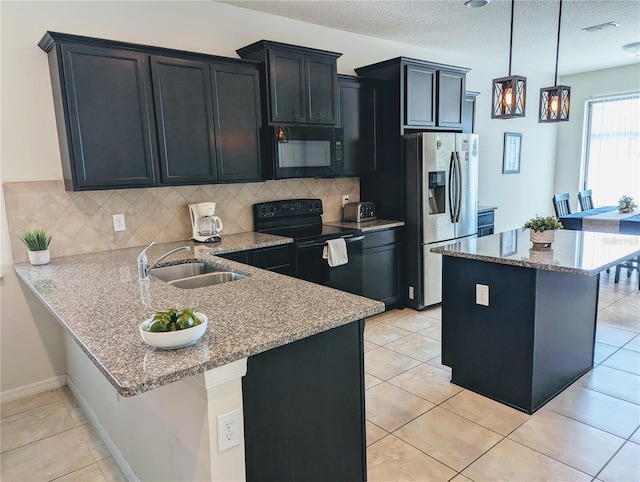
[297, 235, 364, 249]
[342, 235, 364, 243]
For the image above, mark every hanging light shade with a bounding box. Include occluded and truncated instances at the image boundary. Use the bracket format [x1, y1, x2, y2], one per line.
[491, 0, 527, 119]
[539, 0, 571, 122]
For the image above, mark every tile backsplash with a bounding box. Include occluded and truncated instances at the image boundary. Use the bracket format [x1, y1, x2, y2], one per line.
[4, 178, 359, 262]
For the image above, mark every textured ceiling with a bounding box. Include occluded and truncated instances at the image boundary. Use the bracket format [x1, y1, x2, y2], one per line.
[221, 0, 640, 76]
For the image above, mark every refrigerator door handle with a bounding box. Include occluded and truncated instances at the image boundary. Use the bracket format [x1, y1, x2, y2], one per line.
[448, 152, 456, 223]
[454, 152, 462, 222]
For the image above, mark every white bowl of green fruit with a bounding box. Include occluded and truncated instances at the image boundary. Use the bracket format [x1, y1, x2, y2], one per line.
[139, 308, 207, 349]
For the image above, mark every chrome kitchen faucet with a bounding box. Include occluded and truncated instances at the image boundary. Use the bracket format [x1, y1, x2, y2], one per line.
[137, 242, 192, 281]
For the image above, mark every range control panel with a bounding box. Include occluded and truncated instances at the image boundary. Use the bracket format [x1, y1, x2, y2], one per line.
[254, 199, 323, 220]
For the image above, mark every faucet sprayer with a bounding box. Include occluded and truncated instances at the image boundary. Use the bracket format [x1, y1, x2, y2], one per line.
[137, 242, 192, 281]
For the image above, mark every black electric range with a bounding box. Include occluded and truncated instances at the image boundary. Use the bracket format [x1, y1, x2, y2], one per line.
[253, 199, 364, 291]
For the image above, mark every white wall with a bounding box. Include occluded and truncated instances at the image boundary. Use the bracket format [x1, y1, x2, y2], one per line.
[554, 64, 640, 210]
[0, 0, 559, 393]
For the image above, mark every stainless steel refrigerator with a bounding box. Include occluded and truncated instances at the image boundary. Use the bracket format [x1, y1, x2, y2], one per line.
[404, 132, 479, 309]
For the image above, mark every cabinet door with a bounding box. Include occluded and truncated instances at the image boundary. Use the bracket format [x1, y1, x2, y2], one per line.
[60, 44, 157, 189]
[306, 54, 338, 124]
[211, 63, 263, 182]
[463, 93, 477, 134]
[243, 320, 366, 481]
[268, 50, 306, 123]
[437, 69, 466, 129]
[338, 77, 377, 175]
[405, 64, 436, 127]
[151, 56, 218, 184]
[252, 244, 294, 275]
[363, 243, 401, 306]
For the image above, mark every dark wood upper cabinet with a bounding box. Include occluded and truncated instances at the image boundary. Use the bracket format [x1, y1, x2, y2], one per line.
[405, 64, 436, 127]
[437, 69, 466, 129]
[237, 40, 341, 126]
[211, 63, 262, 182]
[306, 54, 339, 124]
[337, 75, 378, 176]
[151, 56, 218, 184]
[41, 38, 158, 190]
[356, 57, 469, 132]
[267, 49, 306, 123]
[463, 91, 480, 134]
[39, 32, 263, 190]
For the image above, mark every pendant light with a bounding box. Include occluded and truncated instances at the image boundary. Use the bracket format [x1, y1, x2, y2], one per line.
[539, 0, 570, 122]
[491, 0, 526, 119]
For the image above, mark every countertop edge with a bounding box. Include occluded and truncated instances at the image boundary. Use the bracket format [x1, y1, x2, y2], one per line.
[13, 233, 385, 397]
[324, 219, 405, 232]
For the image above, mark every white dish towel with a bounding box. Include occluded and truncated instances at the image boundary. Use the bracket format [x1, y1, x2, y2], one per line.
[323, 238, 348, 267]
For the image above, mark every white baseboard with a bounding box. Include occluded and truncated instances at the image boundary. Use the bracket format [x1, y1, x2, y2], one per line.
[0, 375, 66, 404]
[65, 375, 139, 482]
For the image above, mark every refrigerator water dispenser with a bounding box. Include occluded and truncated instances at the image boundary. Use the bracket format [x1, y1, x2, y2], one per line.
[427, 171, 446, 214]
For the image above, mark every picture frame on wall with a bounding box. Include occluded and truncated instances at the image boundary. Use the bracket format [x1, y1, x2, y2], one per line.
[502, 132, 522, 174]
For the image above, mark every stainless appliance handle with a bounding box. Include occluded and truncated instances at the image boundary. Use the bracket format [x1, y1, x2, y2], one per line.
[454, 152, 462, 222]
[343, 235, 365, 243]
[297, 235, 364, 249]
[448, 152, 456, 223]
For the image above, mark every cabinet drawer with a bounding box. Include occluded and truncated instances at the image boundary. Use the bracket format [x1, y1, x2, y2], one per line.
[217, 250, 250, 264]
[252, 245, 292, 269]
[362, 228, 401, 249]
[478, 225, 494, 237]
[477, 211, 495, 227]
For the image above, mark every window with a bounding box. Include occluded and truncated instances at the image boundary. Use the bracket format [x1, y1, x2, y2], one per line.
[581, 93, 640, 206]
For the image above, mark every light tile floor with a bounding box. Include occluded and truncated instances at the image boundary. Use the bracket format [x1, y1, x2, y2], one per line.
[1, 272, 638, 481]
[366, 272, 640, 482]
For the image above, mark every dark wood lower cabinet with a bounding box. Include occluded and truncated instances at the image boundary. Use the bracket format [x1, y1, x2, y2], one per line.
[217, 244, 294, 276]
[477, 207, 496, 237]
[243, 320, 366, 481]
[362, 228, 402, 308]
[442, 256, 598, 414]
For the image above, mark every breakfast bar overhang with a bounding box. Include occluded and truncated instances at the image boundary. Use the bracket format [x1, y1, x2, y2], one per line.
[432, 229, 640, 414]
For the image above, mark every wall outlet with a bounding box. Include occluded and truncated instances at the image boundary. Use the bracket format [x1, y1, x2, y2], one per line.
[476, 284, 489, 306]
[112, 214, 126, 232]
[342, 195, 350, 206]
[217, 409, 241, 452]
[408, 286, 415, 300]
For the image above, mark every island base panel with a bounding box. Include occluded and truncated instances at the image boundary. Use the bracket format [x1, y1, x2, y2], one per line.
[442, 256, 598, 414]
[242, 319, 366, 482]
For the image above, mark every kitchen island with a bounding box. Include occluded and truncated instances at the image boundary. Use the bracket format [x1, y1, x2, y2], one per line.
[431, 229, 640, 414]
[14, 233, 385, 481]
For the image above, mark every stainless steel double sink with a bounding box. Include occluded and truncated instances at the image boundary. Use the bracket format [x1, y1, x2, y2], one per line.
[149, 262, 248, 289]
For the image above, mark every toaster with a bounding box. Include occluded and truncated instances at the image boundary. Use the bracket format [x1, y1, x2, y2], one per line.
[343, 202, 376, 222]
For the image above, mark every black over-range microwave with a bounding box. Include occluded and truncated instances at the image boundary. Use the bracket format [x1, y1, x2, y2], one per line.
[261, 126, 344, 179]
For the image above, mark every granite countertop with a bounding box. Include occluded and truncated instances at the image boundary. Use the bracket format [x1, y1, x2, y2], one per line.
[14, 232, 384, 397]
[325, 219, 405, 232]
[431, 229, 640, 275]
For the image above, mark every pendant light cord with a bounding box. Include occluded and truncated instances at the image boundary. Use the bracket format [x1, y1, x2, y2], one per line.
[554, 0, 563, 86]
[508, 0, 515, 75]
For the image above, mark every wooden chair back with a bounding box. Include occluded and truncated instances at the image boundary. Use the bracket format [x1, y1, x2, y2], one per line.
[578, 190, 594, 211]
[552, 193, 572, 217]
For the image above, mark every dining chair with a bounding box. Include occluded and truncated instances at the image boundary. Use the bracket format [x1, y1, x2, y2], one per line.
[578, 189, 594, 211]
[615, 256, 640, 290]
[552, 193, 572, 217]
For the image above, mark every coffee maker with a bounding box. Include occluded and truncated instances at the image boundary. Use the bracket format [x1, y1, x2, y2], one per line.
[189, 203, 223, 243]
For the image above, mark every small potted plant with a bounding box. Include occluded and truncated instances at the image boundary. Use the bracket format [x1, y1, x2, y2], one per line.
[19, 228, 52, 265]
[618, 195, 637, 213]
[522, 215, 563, 246]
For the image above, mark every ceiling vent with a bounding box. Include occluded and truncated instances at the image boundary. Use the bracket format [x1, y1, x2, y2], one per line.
[581, 21, 620, 33]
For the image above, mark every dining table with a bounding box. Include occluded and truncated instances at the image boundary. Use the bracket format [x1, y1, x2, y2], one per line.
[559, 206, 640, 235]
